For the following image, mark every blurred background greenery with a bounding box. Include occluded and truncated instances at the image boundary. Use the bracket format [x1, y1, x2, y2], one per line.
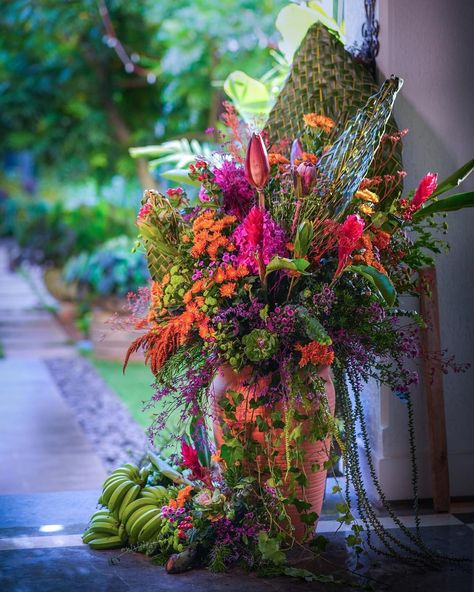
[0, 0, 343, 425]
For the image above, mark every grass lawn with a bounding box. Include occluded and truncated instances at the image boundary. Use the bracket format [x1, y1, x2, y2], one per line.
[90, 358, 154, 429]
[89, 356, 181, 455]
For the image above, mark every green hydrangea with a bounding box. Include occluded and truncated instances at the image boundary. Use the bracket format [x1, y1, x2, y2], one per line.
[242, 329, 279, 362]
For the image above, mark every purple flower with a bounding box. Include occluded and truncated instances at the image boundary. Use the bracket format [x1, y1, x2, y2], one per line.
[213, 160, 255, 219]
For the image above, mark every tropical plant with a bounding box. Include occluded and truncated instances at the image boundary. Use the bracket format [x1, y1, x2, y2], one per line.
[64, 236, 149, 299]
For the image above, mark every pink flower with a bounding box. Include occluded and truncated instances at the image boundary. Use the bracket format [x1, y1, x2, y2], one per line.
[411, 172, 437, 210]
[198, 186, 210, 202]
[296, 161, 317, 195]
[233, 206, 287, 274]
[181, 442, 205, 480]
[290, 138, 303, 168]
[136, 202, 152, 225]
[335, 214, 365, 277]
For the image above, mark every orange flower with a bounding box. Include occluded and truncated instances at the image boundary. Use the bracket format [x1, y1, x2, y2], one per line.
[211, 450, 223, 463]
[295, 341, 334, 368]
[168, 499, 178, 510]
[269, 153, 290, 165]
[176, 485, 193, 508]
[219, 282, 236, 297]
[359, 203, 374, 216]
[355, 189, 379, 203]
[303, 113, 336, 133]
[213, 268, 226, 284]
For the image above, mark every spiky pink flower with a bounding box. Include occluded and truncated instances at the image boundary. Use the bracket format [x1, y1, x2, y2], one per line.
[335, 214, 365, 277]
[233, 206, 287, 274]
[411, 172, 438, 209]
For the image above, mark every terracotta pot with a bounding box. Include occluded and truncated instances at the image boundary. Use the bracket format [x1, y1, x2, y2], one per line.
[211, 365, 335, 542]
[43, 267, 77, 302]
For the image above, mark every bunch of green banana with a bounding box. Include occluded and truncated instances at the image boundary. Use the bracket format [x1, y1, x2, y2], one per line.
[123, 486, 168, 547]
[82, 509, 127, 549]
[98, 463, 150, 520]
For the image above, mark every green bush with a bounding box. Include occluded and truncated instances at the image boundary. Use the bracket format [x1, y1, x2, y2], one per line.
[64, 236, 149, 299]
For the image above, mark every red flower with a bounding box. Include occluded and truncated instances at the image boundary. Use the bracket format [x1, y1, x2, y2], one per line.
[411, 172, 437, 209]
[245, 133, 270, 191]
[181, 442, 205, 480]
[335, 214, 365, 277]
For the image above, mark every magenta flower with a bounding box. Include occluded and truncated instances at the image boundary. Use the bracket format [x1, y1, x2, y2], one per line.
[335, 214, 365, 277]
[233, 206, 287, 274]
[213, 160, 255, 219]
[411, 172, 438, 209]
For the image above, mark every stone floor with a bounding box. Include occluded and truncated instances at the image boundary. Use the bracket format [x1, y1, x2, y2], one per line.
[0, 243, 473, 591]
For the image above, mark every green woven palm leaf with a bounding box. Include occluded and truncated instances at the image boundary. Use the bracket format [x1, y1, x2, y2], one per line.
[140, 190, 181, 282]
[265, 23, 378, 145]
[264, 23, 403, 204]
[318, 77, 403, 215]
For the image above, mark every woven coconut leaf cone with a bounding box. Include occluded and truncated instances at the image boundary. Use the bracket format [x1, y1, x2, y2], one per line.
[265, 23, 403, 203]
[140, 190, 181, 281]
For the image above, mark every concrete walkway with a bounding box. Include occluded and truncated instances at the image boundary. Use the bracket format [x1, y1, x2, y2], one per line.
[0, 245, 106, 493]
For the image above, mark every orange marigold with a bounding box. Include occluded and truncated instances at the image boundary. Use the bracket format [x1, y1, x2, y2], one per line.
[303, 113, 336, 133]
[295, 341, 334, 368]
[359, 203, 374, 216]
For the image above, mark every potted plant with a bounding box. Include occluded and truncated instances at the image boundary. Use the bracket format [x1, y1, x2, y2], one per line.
[64, 236, 149, 360]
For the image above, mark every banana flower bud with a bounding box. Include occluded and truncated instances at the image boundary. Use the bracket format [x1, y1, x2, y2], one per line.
[245, 133, 270, 191]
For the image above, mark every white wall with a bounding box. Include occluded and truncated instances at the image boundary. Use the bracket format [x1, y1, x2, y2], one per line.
[370, 0, 474, 498]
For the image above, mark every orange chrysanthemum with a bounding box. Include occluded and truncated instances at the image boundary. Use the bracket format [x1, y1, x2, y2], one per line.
[295, 341, 334, 368]
[269, 153, 290, 165]
[359, 203, 374, 216]
[303, 113, 336, 133]
[219, 282, 236, 298]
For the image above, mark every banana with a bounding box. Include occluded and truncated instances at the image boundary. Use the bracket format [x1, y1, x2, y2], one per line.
[101, 476, 130, 506]
[88, 522, 120, 537]
[90, 510, 112, 521]
[121, 498, 156, 525]
[137, 513, 162, 543]
[82, 529, 98, 544]
[102, 473, 130, 491]
[121, 463, 140, 479]
[139, 465, 151, 483]
[128, 508, 159, 542]
[108, 481, 135, 516]
[117, 484, 141, 521]
[140, 486, 167, 501]
[88, 535, 123, 550]
[118, 523, 127, 543]
[125, 505, 158, 534]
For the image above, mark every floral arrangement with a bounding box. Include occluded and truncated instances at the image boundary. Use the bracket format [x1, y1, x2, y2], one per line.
[84, 74, 473, 578]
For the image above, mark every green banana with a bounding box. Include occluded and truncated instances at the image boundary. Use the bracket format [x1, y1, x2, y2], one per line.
[137, 513, 163, 543]
[88, 535, 123, 550]
[108, 481, 135, 516]
[87, 522, 120, 537]
[140, 486, 167, 501]
[117, 483, 141, 521]
[101, 476, 130, 506]
[129, 508, 159, 542]
[82, 529, 98, 544]
[125, 505, 157, 534]
[90, 510, 112, 521]
[121, 498, 155, 525]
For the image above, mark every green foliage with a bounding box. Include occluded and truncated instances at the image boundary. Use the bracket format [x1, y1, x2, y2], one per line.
[412, 191, 474, 220]
[8, 197, 135, 267]
[64, 236, 149, 298]
[257, 532, 285, 565]
[345, 265, 397, 307]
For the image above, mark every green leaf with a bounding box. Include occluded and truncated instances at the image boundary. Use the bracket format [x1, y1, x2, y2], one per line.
[431, 159, 474, 198]
[147, 453, 193, 486]
[293, 220, 314, 258]
[345, 264, 397, 307]
[411, 191, 474, 221]
[223, 71, 271, 123]
[257, 532, 286, 565]
[160, 168, 200, 187]
[265, 256, 310, 276]
[296, 306, 332, 344]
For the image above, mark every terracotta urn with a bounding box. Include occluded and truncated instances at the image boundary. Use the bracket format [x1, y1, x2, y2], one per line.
[210, 364, 336, 542]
